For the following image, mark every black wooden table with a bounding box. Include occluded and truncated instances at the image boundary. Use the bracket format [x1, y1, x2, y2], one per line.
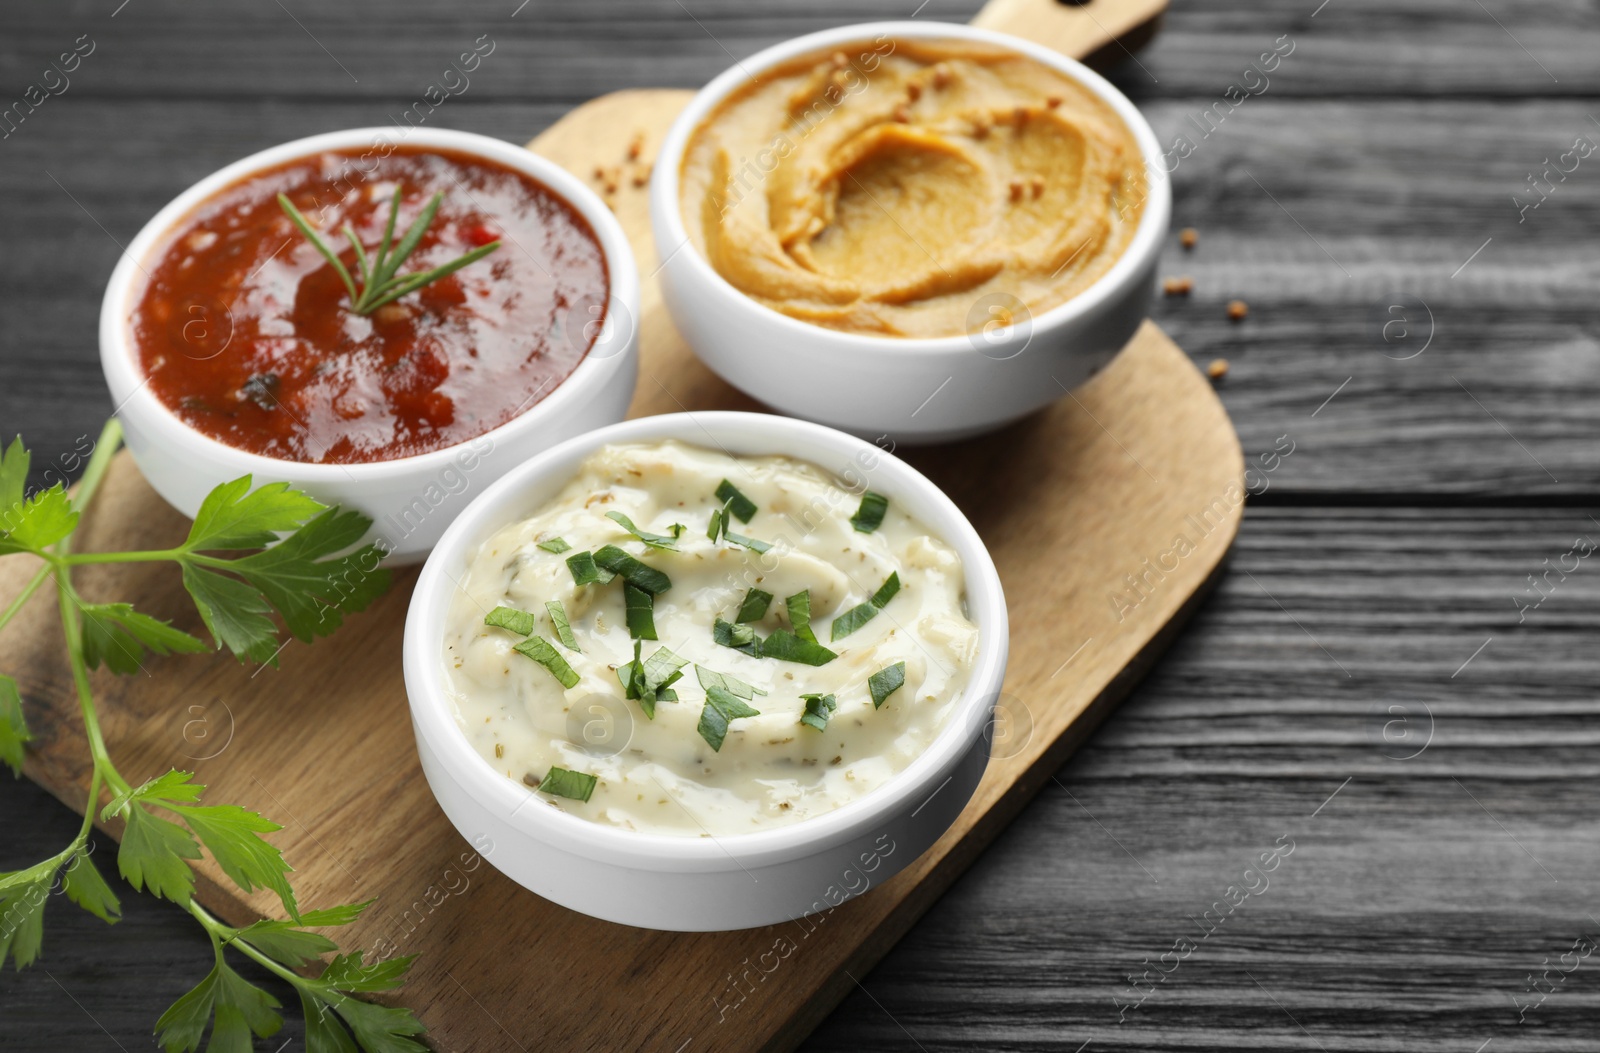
[4, 1, 1597, 1049]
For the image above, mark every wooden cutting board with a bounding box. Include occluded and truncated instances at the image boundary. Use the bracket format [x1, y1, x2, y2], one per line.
[4, 1, 1239, 1050]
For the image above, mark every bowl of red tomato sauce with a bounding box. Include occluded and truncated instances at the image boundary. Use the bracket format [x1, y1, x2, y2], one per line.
[100, 127, 639, 564]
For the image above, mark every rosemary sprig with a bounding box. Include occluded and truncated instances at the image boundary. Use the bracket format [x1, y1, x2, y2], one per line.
[277, 186, 501, 316]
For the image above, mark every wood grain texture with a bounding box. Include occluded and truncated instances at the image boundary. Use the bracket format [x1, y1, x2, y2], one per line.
[3, 0, 1594, 1050]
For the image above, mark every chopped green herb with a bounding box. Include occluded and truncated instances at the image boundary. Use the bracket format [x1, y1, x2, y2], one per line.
[698, 686, 761, 751]
[545, 600, 580, 651]
[537, 537, 572, 553]
[723, 528, 773, 553]
[713, 618, 761, 656]
[736, 588, 774, 623]
[785, 590, 817, 643]
[868, 661, 906, 708]
[714, 479, 757, 523]
[705, 507, 725, 543]
[619, 642, 686, 718]
[566, 550, 616, 586]
[850, 491, 890, 533]
[593, 544, 672, 594]
[831, 571, 902, 642]
[484, 605, 535, 636]
[641, 645, 688, 691]
[512, 636, 580, 689]
[605, 511, 685, 550]
[537, 766, 597, 802]
[760, 630, 838, 666]
[623, 583, 658, 640]
[799, 692, 837, 731]
[695, 665, 768, 699]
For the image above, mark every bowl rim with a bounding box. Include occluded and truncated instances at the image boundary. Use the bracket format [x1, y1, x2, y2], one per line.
[98, 126, 640, 483]
[649, 19, 1172, 355]
[403, 410, 1010, 872]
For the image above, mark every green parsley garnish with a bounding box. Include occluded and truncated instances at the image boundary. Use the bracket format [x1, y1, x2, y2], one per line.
[713, 618, 761, 656]
[513, 636, 580, 689]
[278, 185, 500, 316]
[593, 544, 672, 594]
[785, 589, 817, 643]
[706, 500, 773, 552]
[714, 479, 757, 523]
[0, 420, 426, 1050]
[868, 661, 906, 708]
[736, 588, 774, 623]
[484, 605, 535, 636]
[623, 582, 657, 640]
[565, 550, 616, 586]
[695, 665, 768, 699]
[799, 692, 837, 731]
[830, 571, 902, 642]
[545, 600, 580, 651]
[619, 642, 686, 718]
[537, 766, 597, 802]
[605, 511, 684, 550]
[698, 686, 761, 752]
[850, 491, 890, 533]
[537, 536, 572, 553]
[760, 630, 838, 666]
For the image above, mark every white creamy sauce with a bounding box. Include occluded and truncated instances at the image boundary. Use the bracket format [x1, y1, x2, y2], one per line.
[441, 440, 978, 836]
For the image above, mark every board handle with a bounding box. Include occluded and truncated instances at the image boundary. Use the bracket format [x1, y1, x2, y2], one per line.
[970, 0, 1167, 66]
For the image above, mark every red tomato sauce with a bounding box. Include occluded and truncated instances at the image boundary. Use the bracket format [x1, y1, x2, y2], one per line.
[130, 146, 609, 464]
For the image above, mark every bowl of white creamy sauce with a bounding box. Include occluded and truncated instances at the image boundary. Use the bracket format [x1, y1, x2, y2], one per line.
[404, 412, 1008, 930]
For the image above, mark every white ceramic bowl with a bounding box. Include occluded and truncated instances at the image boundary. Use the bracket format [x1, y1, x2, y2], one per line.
[101, 127, 639, 564]
[403, 411, 1009, 930]
[650, 21, 1170, 443]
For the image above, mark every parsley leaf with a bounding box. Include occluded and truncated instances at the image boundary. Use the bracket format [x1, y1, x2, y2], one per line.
[0, 873, 49, 968]
[0, 674, 29, 776]
[698, 686, 760, 751]
[695, 665, 767, 699]
[714, 480, 757, 523]
[537, 536, 572, 553]
[713, 618, 761, 656]
[185, 476, 325, 551]
[830, 571, 901, 642]
[298, 953, 427, 1053]
[546, 600, 580, 650]
[60, 848, 122, 925]
[79, 602, 208, 675]
[623, 583, 657, 640]
[736, 588, 773, 623]
[117, 806, 201, 905]
[785, 590, 816, 643]
[513, 636, 580, 689]
[605, 511, 684, 550]
[869, 661, 907, 708]
[236, 901, 370, 968]
[0, 485, 78, 554]
[537, 766, 598, 802]
[592, 544, 671, 594]
[850, 491, 890, 533]
[760, 630, 838, 666]
[799, 692, 837, 731]
[619, 642, 686, 717]
[176, 804, 299, 921]
[0, 436, 28, 516]
[180, 564, 281, 665]
[484, 605, 535, 636]
[155, 958, 283, 1053]
[565, 550, 616, 586]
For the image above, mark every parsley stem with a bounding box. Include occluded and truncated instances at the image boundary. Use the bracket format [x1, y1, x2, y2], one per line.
[62, 547, 186, 566]
[0, 563, 50, 635]
[55, 567, 130, 797]
[70, 417, 124, 517]
[187, 897, 308, 990]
